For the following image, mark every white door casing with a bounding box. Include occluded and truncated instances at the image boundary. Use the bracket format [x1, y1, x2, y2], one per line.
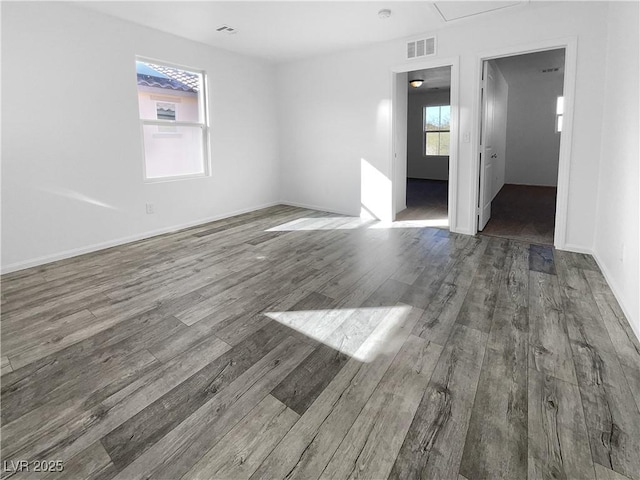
[393, 72, 408, 214]
[478, 60, 497, 230]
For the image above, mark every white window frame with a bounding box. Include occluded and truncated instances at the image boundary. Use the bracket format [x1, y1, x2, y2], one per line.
[136, 56, 211, 183]
[423, 104, 451, 157]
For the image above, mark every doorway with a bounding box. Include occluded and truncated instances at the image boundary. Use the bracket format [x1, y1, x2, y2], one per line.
[399, 66, 452, 227]
[391, 58, 459, 230]
[477, 48, 566, 245]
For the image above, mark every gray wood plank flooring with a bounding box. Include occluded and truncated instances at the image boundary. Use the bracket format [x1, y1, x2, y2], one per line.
[1, 205, 639, 480]
[459, 242, 529, 480]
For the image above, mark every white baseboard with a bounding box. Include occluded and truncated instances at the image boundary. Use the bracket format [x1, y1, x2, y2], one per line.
[558, 243, 638, 341]
[280, 200, 356, 217]
[449, 216, 474, 235]
[591, 251, 640, 343]
[1, 201, 280, 274]
[559, 242, 594, 255]
[450, 226, 475, 236]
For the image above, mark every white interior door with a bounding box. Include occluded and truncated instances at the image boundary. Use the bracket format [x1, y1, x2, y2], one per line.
[478, 61, 496, 230]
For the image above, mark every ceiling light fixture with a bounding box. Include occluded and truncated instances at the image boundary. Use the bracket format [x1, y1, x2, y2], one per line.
[409, 79, 424, 88]
[378, 9, 391, 19]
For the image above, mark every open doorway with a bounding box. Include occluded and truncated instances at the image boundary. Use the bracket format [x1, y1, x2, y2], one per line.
[478, 49, 565, 245]
[397, 66, 452, 227]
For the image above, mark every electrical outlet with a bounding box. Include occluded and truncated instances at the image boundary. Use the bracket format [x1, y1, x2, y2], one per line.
[463, 132, 471, 143]
[146, 203, 155, 214]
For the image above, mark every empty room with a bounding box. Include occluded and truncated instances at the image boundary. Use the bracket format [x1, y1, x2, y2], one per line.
[1, 2, 639, 480]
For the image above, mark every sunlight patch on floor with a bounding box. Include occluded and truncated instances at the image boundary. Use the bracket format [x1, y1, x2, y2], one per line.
[265, 305, 411, 362]
[375, 217, 449, 229]
[266, 216, 447, 232]
[266, 217, 371, 231]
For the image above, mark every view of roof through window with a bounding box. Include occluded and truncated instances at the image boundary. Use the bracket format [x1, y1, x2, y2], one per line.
[136, 61, 200, 92]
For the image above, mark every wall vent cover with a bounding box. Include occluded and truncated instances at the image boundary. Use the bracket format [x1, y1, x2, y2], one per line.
[407, 37, 436, 59]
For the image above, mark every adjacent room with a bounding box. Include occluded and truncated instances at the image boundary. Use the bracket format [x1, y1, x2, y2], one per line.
[479, 49, 565, 245]
[2, 2, 639, 480]
[397, 66, 451, 227]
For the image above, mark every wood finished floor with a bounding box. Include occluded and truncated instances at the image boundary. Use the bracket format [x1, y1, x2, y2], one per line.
[1, 205, 639, 480]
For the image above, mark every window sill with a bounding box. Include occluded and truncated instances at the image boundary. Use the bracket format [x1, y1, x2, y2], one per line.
[144, 172, 210, 184]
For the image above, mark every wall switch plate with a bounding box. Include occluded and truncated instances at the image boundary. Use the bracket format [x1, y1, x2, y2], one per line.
[146, 203, 155, 214]
[463, 132, 471, 143]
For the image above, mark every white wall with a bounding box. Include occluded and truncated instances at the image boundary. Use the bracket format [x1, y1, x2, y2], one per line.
[593, 1, 640, 338]
[407, 90, 450, 181]
[277, 43, 398, 218]
[489, 61, 509, 199]
[1, 2, 280, 271]
[277, 1, 608, 245]
[504, 72, 563, 186]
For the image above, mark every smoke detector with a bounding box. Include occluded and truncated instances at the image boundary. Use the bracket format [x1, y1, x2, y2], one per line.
[378, 9, 392, 19]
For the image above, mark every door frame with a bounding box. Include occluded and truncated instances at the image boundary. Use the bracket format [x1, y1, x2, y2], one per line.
[390, 56, 460, 230]
[471, 37, 578, 249]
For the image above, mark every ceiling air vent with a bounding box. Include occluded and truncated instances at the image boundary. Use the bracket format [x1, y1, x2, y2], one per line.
[216, 25, 237, 35]
[407, 37, 436, 59]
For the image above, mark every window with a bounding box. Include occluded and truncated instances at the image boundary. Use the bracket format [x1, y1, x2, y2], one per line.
[556, 96, 564, 133]
[136, 58, 209, 181]
[424, 105, 450, 156]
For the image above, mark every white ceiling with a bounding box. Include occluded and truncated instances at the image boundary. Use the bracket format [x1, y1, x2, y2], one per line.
[434, 1, 525, 22]
[408, 65, 451, 94]
[78, 1, 534, 63]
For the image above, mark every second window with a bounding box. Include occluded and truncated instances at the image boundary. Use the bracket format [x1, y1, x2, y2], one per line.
[424, 105, 450, 156]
